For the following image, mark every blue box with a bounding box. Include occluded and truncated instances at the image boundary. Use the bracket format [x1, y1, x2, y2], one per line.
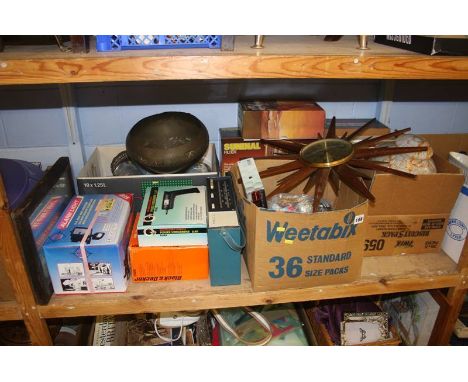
[96, 35, 222, 51]
[43, 194, 133, 295]
[208, 226, 243, 286]
[207, 177, 244, 286]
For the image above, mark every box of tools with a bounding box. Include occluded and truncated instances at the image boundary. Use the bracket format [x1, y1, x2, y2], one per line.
[43, 194, 133, 295]
[206, 176, 243, 286]
[137, 185, 207, 247]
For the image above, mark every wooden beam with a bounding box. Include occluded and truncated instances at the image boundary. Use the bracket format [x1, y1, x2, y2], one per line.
[0, 210, 52, 345]
[1, 36, 468, 85]
[0, 301, 22, 321]
[1, 55, 468, 85]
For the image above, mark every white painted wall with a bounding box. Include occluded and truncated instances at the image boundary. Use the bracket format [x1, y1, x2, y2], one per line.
[389, 102, 468, 133]
[0, 82, 467, 175]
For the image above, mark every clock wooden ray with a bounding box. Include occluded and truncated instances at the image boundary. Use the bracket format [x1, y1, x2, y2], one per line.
[259, 117, 428, 212]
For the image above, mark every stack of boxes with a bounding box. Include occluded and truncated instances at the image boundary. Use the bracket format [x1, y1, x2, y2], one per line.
[40, 101, 466, 296]
[226, 101, 373, 291]
[129, 178, 243, 286]
[129, 185, 209, 283]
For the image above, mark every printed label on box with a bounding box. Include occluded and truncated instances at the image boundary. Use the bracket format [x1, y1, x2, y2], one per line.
[364, 214, 448, 256]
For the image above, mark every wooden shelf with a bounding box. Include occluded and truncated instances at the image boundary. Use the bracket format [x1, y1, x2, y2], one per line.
[1, 36, 468, 85]
[1, 35, 467, 345]
[0, 301, 22, 321]
[38, 252, 461, 319]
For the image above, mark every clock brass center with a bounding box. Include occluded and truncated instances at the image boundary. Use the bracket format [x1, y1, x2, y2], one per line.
[300, 138, 354, 168]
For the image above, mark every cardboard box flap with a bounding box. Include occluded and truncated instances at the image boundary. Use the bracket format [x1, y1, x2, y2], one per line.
[369, 172, 462, 215]
[422, 134, 468, 159]
[368, 133, 468, 216]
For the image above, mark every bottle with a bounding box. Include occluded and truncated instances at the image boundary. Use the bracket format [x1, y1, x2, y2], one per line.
[441, 152, 468, 264]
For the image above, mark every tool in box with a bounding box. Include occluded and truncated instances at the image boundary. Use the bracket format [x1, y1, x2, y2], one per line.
[162, 187, 200, 214]
[137, 185, 207, 247]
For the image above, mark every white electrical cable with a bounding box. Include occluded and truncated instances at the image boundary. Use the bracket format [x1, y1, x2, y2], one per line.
[153, 311, 202, 343]
[153, 320, 183, 343]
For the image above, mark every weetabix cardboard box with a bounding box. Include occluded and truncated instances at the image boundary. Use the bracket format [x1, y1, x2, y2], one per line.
[238, 101, 325, 139]
[221, 119, 390, 175]
[129, 214, 208, 282]
[231, 159, 369, 292]
[365, 134, 467, 256]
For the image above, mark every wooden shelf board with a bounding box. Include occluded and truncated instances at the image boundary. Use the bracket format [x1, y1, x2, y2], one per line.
[0, 300, 22, 321]
[1, 36, 468, 85]
[38, 252, 460, 319]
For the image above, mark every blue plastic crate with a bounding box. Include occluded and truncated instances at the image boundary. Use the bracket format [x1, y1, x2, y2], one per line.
[96, 35, 222, 51]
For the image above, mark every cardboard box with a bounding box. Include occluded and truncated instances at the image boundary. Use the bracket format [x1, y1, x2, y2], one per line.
[77, 143, 218, 209]
[43, 194, 133, 294]
[238, 101, 325, 139]
[374, 35, 468, 56]
[231, 159, 369, 292]
[137, 185, 207, 247]
[129, 214, 208, 282]
[220, 128, 272, 175]
[220, 120, 390, 175]
[365, 134, 467, 256]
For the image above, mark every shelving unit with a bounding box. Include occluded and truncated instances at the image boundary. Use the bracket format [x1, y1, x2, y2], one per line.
[1, 35, 467, 345]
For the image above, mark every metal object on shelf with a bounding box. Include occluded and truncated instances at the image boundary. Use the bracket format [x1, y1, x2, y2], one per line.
[357, 35, 369, 50]
[251, 35, 265, 49]
[126, 112, 209, 174]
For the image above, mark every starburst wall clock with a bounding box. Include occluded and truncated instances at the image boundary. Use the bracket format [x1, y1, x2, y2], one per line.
[258, 117, 428, 212]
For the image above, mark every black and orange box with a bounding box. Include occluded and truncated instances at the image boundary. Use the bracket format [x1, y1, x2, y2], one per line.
[128, 214, 209, 282]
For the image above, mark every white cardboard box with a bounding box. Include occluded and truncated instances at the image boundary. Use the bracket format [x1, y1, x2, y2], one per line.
[77, 144, 218, 209]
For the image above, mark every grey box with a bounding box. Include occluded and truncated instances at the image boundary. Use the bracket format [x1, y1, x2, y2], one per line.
[77, 144, 219, 209]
